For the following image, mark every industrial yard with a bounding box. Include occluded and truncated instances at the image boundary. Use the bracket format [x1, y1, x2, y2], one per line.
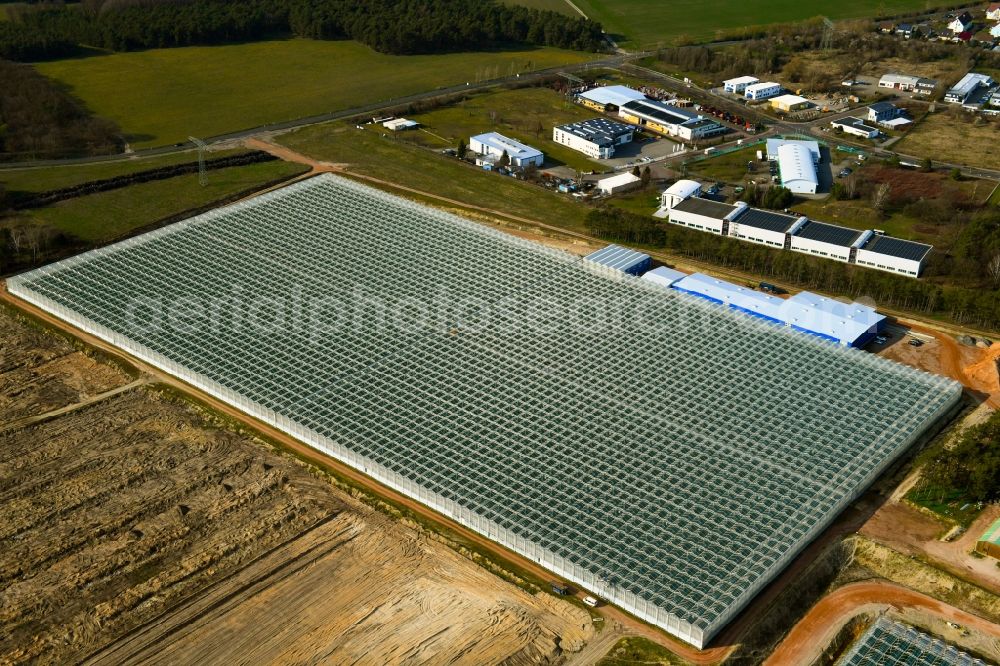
[0, 307, 592, 665]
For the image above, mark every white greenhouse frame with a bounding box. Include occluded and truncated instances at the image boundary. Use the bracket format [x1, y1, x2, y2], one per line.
[7, 174, 962, 649]
[840, 617, 987, 665]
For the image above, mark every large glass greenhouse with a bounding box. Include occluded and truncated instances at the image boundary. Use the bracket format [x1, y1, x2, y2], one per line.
[8, 174, 962, 648]
[839, 618, 986, 665]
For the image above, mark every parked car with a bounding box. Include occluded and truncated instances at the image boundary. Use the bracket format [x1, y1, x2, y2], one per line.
[908, 338, 924, 347]
[838, 168, 852, 178]
[875, 335, 888, 344]
[583, 596, 600, 607]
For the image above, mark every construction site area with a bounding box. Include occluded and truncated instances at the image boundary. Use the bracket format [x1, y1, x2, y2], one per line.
[0, 306, 593, 665]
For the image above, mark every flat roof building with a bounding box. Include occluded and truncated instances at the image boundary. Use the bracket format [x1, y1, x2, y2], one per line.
[770, 94, 810, 112]
[790, 220, 864, 263]
[667, 197, 745, 234]
[619, 99, 725, 140]
[831, 117, 880, 139]
[469, 132, 543, 168]
[584, 244, 651, 275]
[553, 118, 634, 159]
[744, 82, 782, 100]
[729, 208, 805, 248]
[723, 75, 759, 93]
[855, 232, 932, 277]
[878, 73, 937, 94]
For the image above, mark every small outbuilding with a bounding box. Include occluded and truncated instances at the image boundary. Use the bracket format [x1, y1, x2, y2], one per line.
[382, 118, 419, 131]
[585, 244, 651, 275]
[770, 94, 810, 112]
[596, 172, 642, 195]
[641, 266, 687, 288]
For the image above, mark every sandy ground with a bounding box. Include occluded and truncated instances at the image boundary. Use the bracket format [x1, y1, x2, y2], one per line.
[0, 309, 592, 665]
[764, 581, 1000, 666]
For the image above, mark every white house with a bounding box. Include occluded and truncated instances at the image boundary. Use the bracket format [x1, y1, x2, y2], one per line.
[776, 143, 818, 194]
[991, 23, 1000, 38]
[744, 82, 782, 101]
[469, 132, 543, 167]
[867, 102, 903, 124]
[552, 118, 634, 159]
[831, 117, 880, 139]
[948, 11, 974, 34]
[596, 172, 641, 195]
[988, 3, 1000, 21]
[723, 76, 759, 94]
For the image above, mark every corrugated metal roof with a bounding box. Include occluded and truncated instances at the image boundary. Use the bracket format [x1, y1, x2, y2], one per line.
[578, 85, 647, 107]
[777, 143, 818, 190]
[585, 244, 650, 272]
[674, 273, 784, 320]
[470, 132, 542, 161]
[641, 266, 687, 288]
[780, 292, 884, 345]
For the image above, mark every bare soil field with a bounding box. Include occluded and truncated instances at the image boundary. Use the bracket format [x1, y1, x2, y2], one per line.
[896, 110, 1000, 170]
[0, 309, 592, 665]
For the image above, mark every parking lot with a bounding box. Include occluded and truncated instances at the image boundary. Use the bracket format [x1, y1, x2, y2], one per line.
[602, 132, 684, 170]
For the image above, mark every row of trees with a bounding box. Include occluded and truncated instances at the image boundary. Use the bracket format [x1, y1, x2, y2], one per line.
[0, 58, 122, 159]
[585, 206, 1000, 331]
[0, 0, 607, 61]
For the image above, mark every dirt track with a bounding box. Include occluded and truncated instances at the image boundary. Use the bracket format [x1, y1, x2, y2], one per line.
[764, 581, 1000, 666]
[0, 306, 593, 665]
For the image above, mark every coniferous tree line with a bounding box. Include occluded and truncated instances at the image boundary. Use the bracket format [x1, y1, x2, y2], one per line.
[585, 206, 1000, 331]
[0, 0, 607, 61]
[0, 58, 121, 159]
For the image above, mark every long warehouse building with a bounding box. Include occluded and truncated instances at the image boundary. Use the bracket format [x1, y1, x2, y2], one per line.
[7, 174, 962, 649]
[658, 180, 932, 276]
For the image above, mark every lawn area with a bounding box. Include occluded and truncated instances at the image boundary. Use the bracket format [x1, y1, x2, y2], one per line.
[278, 122, 592, 232]
[553, 0, 957, 48]
[35, 40, 596, 149]
[400, 87, 607, 172]
[685, 145, 764, 184]
[0, 148, 244, 194]
[794, 198, 927, 241]
[499, 0, 578, 16]
[596, 636, 685, 665]
[607, 188, 663, 216]
[895, 110, 1000, 171]
[21, 159, 308, 243]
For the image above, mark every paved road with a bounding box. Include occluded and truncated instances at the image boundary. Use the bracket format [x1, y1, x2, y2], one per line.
[763, 580, 1000, 666]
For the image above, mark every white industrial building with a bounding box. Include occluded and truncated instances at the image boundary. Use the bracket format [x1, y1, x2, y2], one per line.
[944, 72, 996, 104]
[383, 118, 419, 131]
[469, 132, 543, 167]
[596, 171, 642, 195]
[765, 138, 820, 163]
[744, 82, 782, 101]
[854, 232, 932, 276]
[618, 99, 725, 140]
[641, 266, 687, 288]
[729, 208, 806, 247]
[577, 85, 647, 111]
[668, 197, 747, 234]
[657, 179, 702, 214]
[553, 118, 634, 159]
[878, 73, 937, 95]
[788, 220, 864, 263]
[831, 117, 880, 139]
[775, 143, 818, 194]
[657, 181, 933, 277]
[723, 75, 759, 94]
[584, 244, 651, 275]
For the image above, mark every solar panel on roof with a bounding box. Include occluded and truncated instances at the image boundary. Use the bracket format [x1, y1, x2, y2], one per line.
[672, 198, 736, 220]
[794, 221, 863, 247]
[862, 235, 932, 262]
[735, 209, 799, 233]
